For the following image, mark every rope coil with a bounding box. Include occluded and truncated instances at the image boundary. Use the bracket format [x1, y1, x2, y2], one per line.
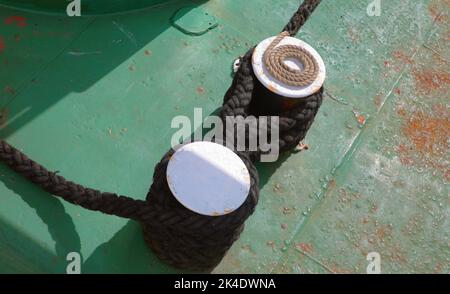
[0, 0, 323, 271]
[144, 146, 259, 271]
[263, 31, 319, 87]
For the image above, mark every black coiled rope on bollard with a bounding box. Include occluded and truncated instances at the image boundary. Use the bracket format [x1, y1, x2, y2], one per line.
[0, 0, 323, 271]
[144, 146, 259, 270]
[0, 140, 259, 271]
[220, 0, 324, 160]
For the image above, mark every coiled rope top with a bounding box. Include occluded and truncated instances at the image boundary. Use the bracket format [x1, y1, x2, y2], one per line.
[263, 31, 319, 87]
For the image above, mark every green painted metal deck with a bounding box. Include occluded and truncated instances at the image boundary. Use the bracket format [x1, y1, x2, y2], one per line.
[0, 0, 448, 273]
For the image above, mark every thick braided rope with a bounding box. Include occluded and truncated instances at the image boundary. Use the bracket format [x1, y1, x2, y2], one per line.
[283, 0, 322, 37]
[220, 0, 323, 157]
[0, 140, 151, 220]
[0, 140, 258, 235]
[221, 51, 323, 158]
[142, 147, 259, 271]
[263, 31, 319, 87]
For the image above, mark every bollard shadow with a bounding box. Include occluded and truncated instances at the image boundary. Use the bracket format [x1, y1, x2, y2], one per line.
[0, 164, 81, 273]
[82, 220, 192, 274]
[0, 0, 207, 138]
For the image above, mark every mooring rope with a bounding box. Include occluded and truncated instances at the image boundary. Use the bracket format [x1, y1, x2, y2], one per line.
[0, 0, 323, 271]
[264, 31, 319, 87]
[220, 0, 324, 159]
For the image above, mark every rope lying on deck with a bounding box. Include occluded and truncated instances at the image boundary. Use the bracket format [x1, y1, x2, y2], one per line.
[0, 0, 323, 271]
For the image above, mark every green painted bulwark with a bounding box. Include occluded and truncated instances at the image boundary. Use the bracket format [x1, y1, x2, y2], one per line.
[0, 0, 173, 15]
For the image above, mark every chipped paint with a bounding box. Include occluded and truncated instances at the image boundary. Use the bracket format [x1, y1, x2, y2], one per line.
[0, 35, 4, 53]
[413, 69, 450, 94]
[4, 15, 27, 27]
[398, 110, 450, 180]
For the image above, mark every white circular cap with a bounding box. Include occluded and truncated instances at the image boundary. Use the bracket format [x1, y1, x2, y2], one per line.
[252, 36, 326, 98]
[166, 142, 251, 216]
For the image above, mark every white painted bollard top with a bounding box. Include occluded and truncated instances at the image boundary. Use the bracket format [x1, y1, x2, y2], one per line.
[252, 36, 326, 98]
[166, 142, 251, 216]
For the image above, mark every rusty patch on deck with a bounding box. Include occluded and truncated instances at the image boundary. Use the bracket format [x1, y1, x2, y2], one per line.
[393, 50, 415, 65]
[0, 35, 4, 53]
[397, 107, 450, 181]
[428, 0, 450, 24]
[196, 86, 205, 95]
[413, 69, 450, 95]
[296, 242, 314, 254]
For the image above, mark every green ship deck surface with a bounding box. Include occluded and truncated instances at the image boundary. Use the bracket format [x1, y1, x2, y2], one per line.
[0, 0, 448, 273]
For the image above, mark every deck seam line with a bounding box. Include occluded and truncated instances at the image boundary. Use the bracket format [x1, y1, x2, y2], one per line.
[295, 249, 336, 273]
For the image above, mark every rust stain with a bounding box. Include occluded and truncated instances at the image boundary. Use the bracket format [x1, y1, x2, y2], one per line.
[4, 16, 27, 27]
[268, 84, 276, 93]
[0, 35, 4, 53]
[361, 216, 370, 224]
[144, 49, 152, 56]
[374, 95, 382, 108]
[3, 85, 15, 95]
[296, 242, 314, 254]
[375, 225, 393, 241]
[413, 69, 450, 95]
[398, 109, 450, 180]
[327, 179, 336, 192]
[357, 114, 366, 126]
[403, 111, 449, 156]
[401, 214, 423, 237]
[386, 244, 408, 265]
[392, 50, 414, 65]
[324, 262, 352, 274]
[338, 188, 362, 205]
[396, 105, 407, 117]
[196, 86, 205, 95]
[428, 0, 450, 24]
